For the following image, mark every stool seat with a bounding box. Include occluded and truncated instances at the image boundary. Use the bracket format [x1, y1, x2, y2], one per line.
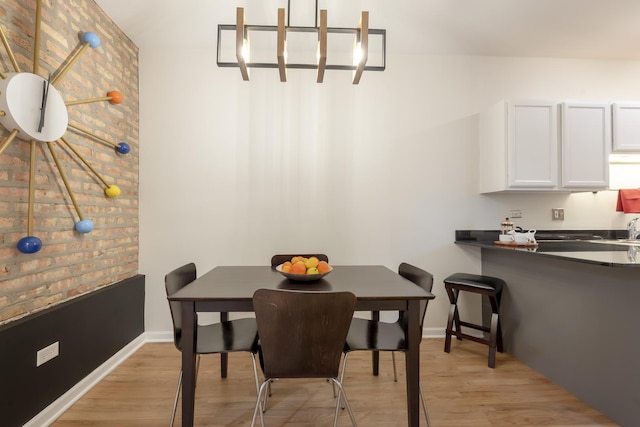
[442, 273, 504, 293]
[443, 273, 505, 368]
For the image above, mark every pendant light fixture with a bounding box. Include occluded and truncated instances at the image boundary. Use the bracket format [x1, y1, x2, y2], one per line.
[217, 0, 385, 84]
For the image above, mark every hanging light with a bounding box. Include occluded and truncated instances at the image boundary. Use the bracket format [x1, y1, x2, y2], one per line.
[217, 1, 385, 84]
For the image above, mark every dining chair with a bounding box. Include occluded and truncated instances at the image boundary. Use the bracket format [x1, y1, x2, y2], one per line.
[338, 262, 433, 426]
[165, 262, 262, 427]
[250, 289, 358, 427]
[270, 253, 329, 267]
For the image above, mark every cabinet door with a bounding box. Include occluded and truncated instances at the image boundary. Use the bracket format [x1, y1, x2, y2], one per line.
[561, 102, 610, 189]
[612, 103, 640, 152]
[507, 101, 558, 189]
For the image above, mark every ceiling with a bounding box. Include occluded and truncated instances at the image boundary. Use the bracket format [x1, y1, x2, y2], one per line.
[95, 0, 640, 60]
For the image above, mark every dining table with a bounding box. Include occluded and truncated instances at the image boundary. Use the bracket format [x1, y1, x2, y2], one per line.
[167, 264, 435, 427]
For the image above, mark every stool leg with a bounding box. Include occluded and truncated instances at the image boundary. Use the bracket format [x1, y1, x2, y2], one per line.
[488, 312, 498, 368]
[497, 321, 504, 353]
[489, 293, 504, 353]
[444, 303, 456, 353]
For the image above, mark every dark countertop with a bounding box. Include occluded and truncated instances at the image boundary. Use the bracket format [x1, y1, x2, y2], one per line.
[455, 229, 640, 267]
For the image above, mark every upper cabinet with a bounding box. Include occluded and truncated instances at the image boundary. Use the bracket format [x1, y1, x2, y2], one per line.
[479, 99, 610, 193]
[560, 102, 610, 190]
[612, 103, 640, 152]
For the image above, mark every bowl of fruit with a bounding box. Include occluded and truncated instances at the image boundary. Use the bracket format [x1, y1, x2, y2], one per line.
[275, 256, 333, 282]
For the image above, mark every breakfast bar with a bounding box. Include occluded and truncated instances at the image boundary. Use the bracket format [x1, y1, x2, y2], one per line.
[455, 230, 640, 426]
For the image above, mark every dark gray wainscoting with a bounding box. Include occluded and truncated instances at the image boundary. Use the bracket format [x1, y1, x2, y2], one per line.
[0, 274, 145, 427]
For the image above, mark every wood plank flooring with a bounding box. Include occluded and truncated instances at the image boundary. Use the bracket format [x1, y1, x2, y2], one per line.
[52, 338, 618, 426]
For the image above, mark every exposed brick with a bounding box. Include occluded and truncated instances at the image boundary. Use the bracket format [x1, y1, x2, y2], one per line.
[0, 0, 139, 324]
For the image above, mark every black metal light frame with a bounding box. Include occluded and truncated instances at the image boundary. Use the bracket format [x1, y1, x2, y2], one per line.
[216, 1, 386, 80]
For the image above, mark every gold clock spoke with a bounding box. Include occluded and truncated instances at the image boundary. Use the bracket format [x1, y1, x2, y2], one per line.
[59, 136, 112, 189]
[27, 140, 37, 236]
[47, 142, 85, 221]
[0, 25, 20, 73]
[68, 122, 121, 150]
[33, 0, 43, 75]
[0, 129, 19, 156]
[52, 33, 99, 86]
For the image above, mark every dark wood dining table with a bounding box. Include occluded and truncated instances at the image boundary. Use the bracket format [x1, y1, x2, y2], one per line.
[167, 264, 435, 427]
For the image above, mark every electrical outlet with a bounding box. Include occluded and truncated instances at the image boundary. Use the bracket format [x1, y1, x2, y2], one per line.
[509, 209, 522, 218]
[552, 208, 565, 221]
[36, 341, 59, 367]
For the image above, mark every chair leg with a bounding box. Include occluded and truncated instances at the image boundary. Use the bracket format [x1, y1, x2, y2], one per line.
[391, 351, 398, 382]
[251, 380, 270, 427]
[169, 370, 182, 427]
[419, 383, 430, 427]
[250, 352, 267, 416]
[331, 378, 357, 427]
[338, 352, 350, 410]
[195, 354, 201, 387]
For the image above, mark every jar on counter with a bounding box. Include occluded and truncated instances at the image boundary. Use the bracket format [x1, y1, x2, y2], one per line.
[500, 218, 514, 235]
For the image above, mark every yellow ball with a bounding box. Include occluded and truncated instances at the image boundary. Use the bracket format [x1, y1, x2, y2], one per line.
[105, 185, 121, 198]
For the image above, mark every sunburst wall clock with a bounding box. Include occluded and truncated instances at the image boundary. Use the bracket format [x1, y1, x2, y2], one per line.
[0, 0, 130, 254]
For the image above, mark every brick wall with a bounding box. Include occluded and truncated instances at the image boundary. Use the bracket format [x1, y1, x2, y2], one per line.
[0, 0, 139, 324]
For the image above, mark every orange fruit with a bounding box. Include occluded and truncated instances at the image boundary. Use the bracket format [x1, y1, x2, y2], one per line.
[291, 262, 306, 275]
[282, 261, 292, 269]
[281, 264, 292, 273]
[291, 256, 303, 264]
[317, 261, 330, 274]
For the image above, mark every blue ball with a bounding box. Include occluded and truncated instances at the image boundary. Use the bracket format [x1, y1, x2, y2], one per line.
[75, 219, 94, 233]
[116, 142, 130, 154]
[82, 32, 101, 48]
[17, 236, 42, 254]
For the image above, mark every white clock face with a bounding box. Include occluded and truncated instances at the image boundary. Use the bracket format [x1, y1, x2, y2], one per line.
[0, 72, 68, 142]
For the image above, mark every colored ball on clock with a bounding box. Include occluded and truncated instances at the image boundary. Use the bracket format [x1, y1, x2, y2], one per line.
[105, 185, 121, 198]
[75, 219, 94, 233]
[107, 91, 123, 104]
[82, 31, 101, 48]
[17, 236, 42, 254]
[116, 142, 130, 154]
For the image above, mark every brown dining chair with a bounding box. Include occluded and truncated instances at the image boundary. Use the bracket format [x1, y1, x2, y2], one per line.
[338, 262, 433, 426]
[250, 289, 358, 427]
[165, 262, 262, 427]
[270, 253, 329, 267]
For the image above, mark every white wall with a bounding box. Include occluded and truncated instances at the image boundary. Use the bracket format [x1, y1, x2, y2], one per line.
[139, 50, 640, 333]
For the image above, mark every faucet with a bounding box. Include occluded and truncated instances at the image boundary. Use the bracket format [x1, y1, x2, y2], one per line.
[628, 218, 640, 240]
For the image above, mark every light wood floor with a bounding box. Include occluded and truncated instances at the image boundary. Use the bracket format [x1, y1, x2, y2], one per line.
[52, 338, 617, 426]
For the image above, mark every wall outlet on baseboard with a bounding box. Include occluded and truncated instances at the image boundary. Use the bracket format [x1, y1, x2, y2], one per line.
[36, 341, 59, 367]
[552, 208, 565, 221]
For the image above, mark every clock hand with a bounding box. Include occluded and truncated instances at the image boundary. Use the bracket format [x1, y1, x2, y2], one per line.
[37, 74, 50, 133]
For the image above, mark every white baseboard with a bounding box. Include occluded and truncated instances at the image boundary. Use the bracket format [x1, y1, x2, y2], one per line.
[25, 334, 147, 427]
[26, 328, 449, 426]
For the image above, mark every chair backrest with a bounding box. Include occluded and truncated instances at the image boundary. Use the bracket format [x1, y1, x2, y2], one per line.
[253, 289, 356, 379]
[164, 262, 197, 349]
[270, 254, 329, 267]
[397, 262, 434, 334]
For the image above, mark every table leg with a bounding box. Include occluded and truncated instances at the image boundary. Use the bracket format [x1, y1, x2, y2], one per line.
[405, 299, 421, 427]
[181, 301, 197, 427]
[220, 312, 229, 378]
[371, 310, 380, 376]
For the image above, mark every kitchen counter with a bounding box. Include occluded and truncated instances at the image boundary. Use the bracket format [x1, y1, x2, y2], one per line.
[455, 229, 640, 426]
[455, 229, 640, 267]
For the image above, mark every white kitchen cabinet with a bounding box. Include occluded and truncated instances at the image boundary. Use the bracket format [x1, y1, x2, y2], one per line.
[479, 100, 558, 193]
[560, 102, 610, 190]
[612, 103, 640, 152]
[479, 99, 611, 193]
